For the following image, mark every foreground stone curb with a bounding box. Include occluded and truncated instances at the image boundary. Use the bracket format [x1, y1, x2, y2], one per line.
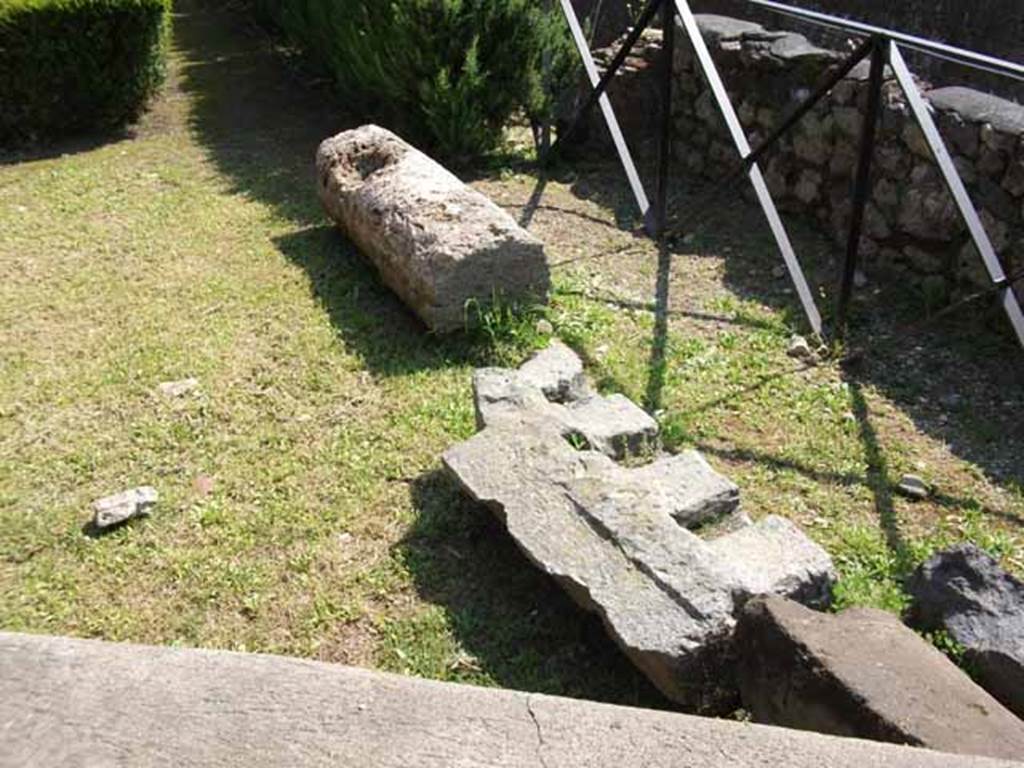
[1, 632, 1019, 768]
[735, 596, 1024, 761]
[316, 125, 550, 331]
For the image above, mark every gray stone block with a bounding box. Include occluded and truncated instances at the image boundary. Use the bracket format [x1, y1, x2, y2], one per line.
[710, 516, 835, 607]
[565, 394, 659, 459]
[517, 340, 588, 403]
[92, 486, 158, 530]
[927, 87, 1024, 135]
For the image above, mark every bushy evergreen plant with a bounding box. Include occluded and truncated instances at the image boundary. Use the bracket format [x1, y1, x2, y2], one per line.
[255, 0, 576, 159]
[0, 0, 171, 145]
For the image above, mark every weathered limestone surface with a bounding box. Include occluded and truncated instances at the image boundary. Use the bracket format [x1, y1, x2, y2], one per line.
[444, 342, 835, 711]
[316, 125, 550, 331]
[4, 632, 1018, 768]
[735, 596, 1024, 761]
[907, 544, 1024, 719]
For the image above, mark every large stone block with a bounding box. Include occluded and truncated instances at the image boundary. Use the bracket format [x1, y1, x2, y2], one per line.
[907, 544, 1024, 719]
[735, 596, 1024, 761]
[316, 125, 549, 331]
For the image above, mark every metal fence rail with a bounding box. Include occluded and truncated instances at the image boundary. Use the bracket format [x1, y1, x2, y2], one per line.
[548, 0, 1024, 350]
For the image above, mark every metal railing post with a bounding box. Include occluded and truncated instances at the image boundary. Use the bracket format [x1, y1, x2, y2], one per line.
[652, 0, 675, 238]
[836, 36, 886, 339]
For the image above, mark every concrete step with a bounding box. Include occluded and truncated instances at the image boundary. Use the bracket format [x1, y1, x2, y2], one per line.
[1, 632, 1019, 768]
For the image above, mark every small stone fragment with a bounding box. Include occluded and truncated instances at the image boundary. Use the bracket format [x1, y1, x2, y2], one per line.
[92, 487, 158, 530]
[786, 335, 814, 360]
[897, 473, 929, 500]
[534, 318, 554, 336]
[156, 378, 199, 398]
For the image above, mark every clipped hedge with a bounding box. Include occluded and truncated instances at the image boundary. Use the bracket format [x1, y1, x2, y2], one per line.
[255, 0, 575, 160]
[0, 0, 171, 145]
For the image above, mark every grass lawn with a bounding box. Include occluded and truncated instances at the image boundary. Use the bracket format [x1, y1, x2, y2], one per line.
[1, 0, 1022, 710]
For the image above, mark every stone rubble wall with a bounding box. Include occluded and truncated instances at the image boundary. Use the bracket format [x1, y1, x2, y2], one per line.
[592, 16, 1024, 304]
[694, 0, 1024, 102]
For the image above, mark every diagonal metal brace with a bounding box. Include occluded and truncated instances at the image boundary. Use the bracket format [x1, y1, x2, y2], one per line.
[888, 41, 1024, 348]
[554, 0, 653, 220]
[547, 0, 666, 161]
[671, 0, 823, 336]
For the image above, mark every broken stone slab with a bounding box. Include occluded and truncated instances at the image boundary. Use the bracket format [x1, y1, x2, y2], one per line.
[708, 516, 834, 608]
[473, 342, 657, 461]
[443, 421, 833, 712]
[316, 125, 550, 332]
[602, 450, 740, 528]
[472, 366, 558, 431]
[443, 423, 732, 710]
[92, 487, 158, 530]
[735, 596, 1024, 761]
[907, 544, 1024, 719]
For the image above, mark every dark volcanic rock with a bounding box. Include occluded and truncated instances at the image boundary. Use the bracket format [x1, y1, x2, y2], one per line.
[735, 596, 1024, 761]
[907, 544, 1024, 719]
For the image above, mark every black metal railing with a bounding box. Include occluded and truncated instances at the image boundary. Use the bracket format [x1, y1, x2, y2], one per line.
[547, 0, 1024, 349]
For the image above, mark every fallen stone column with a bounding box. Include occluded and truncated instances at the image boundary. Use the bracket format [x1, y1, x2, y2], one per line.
[316, 125, 550, 332]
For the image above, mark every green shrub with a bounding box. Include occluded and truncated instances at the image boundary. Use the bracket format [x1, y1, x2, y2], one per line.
[0, 0, 171, 145]
[255, 0, 575, 160]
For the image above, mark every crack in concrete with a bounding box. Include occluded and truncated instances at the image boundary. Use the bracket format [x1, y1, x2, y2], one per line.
[524, 694, 550, 768]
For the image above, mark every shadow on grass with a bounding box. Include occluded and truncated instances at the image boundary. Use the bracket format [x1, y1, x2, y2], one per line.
[398, 469, 673, 708]
[546, 157, 1024, 523]
[174, 0, 354, 228]
[0, 126, 139, 167]
[272, 226, 512, 376]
